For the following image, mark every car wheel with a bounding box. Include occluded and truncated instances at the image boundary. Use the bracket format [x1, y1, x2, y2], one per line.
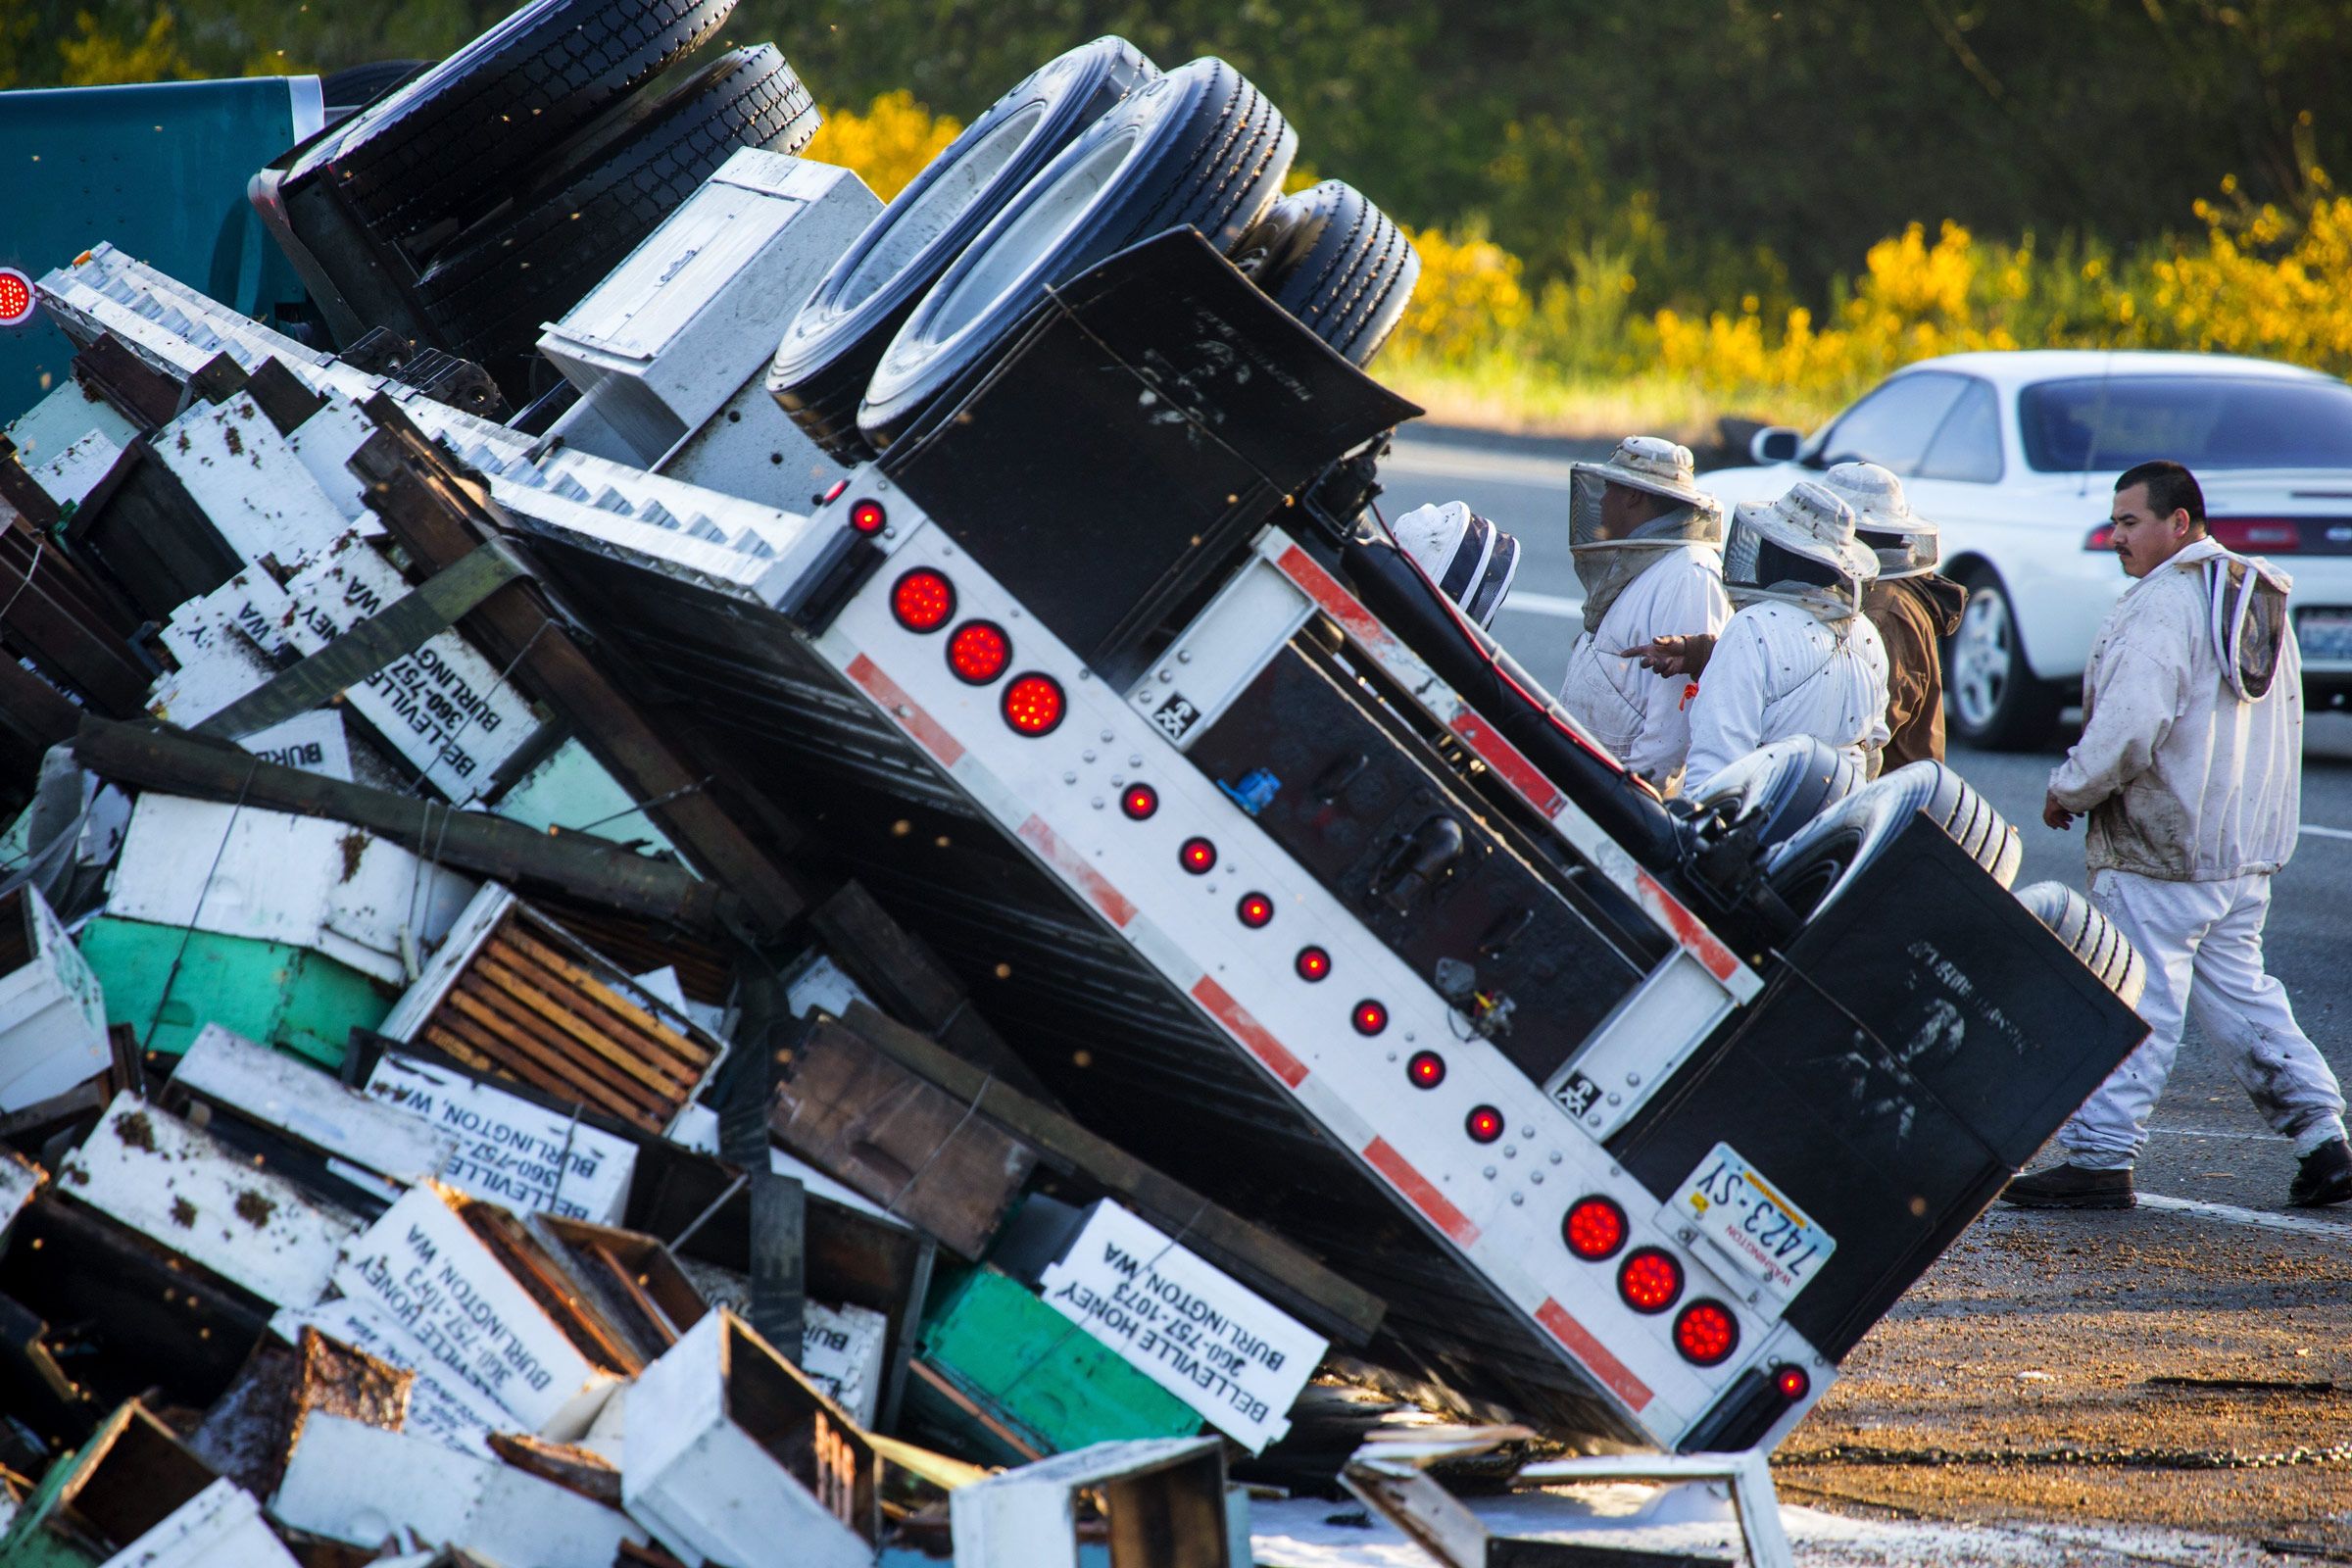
[415, 46, 819, 394]
[294, 0, 739, 246]
[1764, 760, 2020, 918]
[856, 56, 1297, 451]
[1945, 566, 2064, 751]
[1232, 179, 1419, 367]
[767, 37, 1158, 466]
[2013, 881, 2146, 1007]
[1687, 736, 1863, 854]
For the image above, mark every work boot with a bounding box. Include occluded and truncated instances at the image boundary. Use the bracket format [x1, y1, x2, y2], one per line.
[2288, 1138, 2352, 1207]
[1999, 1162, 2134, 1209]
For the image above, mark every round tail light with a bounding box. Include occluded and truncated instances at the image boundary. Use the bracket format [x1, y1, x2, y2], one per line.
[1351, 1000, 1388, 1037]
[1674, 1299, 1740, 1365]
[1562, 1196, 1628, 1261]
[850, 498, 887, 534]
[1236, 892, 1274, 928]
[0, 270, 33, 328]
[1295, 946, 1331, 982]
[1616, 1248, 1684, 1314]
[1406, 1051, 1446, 1088]
[948, 621, 1010, 684]
[1465, 1105, 1504, 1144]
[1001, 674, 1065, 736]
[1180, 837, 1217, 875]
[1121, 784, 1159, 820]
[1774, 1365, 1811, 1401]
[890, 568, 956, 632]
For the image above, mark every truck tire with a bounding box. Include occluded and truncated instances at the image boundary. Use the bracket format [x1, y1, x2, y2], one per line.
[416, 45, 819, 387]
[857, 56, 1297, 451]
[1232, 179, 1419, 367]
[768, 37, 1158, 465]
[1764, 760, 2021, 918]
[303, 0, 738, 244]
[1688, 737, 1862, 853]
[2012, 881, 2146, 1008]
[321, 60, 434, 119]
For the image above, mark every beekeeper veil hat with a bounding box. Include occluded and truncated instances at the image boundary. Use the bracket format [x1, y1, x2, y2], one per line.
[1392, 501, 1521, 629]
[1568, 435, 1720, 550]
[1823, 462, 1939, 580]
[1725, 481, 1881, 620]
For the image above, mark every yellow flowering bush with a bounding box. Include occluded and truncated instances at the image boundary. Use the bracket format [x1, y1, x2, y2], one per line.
[2151, 179, 2352, 366]
[1387, 223, 1529, 365]
[803, 90, 961, 203]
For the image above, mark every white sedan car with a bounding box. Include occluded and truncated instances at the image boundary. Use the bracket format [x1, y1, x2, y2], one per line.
[1705, 350, 2352, 748]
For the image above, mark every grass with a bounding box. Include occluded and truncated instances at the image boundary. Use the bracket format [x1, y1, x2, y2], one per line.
[1376, 349, 1846, 444]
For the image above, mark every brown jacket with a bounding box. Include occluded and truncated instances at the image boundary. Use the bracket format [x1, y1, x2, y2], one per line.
[1863, 573, 1966, 769]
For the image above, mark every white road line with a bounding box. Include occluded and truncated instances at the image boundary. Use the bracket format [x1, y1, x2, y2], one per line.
[1496, 590, 1585, 620]
[2300, 823, 2352, 842]
[2133, 1191, 2352, 1239]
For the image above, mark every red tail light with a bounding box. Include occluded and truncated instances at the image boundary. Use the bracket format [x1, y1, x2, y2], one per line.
[1295, 946, 1331, 982]
[820, 477, 851, 505]
[1674, 1299, 1740, 1365]
[1180, 837, 1217, 875]
[1121, 784, 1158, 820]
[948, 621, 1010, 684]
[1562, 1197, 1628, 1261]
[2083, 524, 2114, 551]
[890, 569, 956, 632]
[1774, 1364, 1811, 1401]
[1616, 1247, 1684, 1313]
[1351, 1000, 1388, 1037]
[0, 270, 33, 328]
[1406, 1051, 1446, 1088]
[850, 498, 887, 534]
[1001, 674, 1065, 736]
[1465, 1105, 1503, 1143]
[2211, 517, 2301, 553]
[1236, 892, 1274, 928]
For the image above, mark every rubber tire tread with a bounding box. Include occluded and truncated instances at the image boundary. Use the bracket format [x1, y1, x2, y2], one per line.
[308, 0, 738, 243]
[1689, 736, 1862, 853]
[2013, 880, 2147, 1007]
[1765, 760, 2021, 917]
[768, 37, 1157, 465]
[857, 57, 1296, 450]
[416, 46, 818, 375]
[1234, 179, 1420, 366]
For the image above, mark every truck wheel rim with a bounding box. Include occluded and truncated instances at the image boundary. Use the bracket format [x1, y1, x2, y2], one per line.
[1953, 587, 2011, 728]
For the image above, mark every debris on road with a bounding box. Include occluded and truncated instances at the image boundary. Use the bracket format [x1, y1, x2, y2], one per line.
[0, 2, 2164, 1560]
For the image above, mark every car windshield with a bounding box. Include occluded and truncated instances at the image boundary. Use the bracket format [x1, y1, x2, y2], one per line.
[2017, 374, 2352, 472]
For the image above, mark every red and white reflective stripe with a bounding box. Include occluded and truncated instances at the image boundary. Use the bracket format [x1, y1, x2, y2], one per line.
[1270, 542, 1746, 991]
[1191, 976, 1309, 1088]
[1536, 1298, 1653, 1411]
[1362, 1136, 1480, 1247]
[844, 654, 964, 766]
[1020, 815, 1136, 928]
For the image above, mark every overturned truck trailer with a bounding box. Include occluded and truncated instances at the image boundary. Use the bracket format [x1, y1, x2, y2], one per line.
[33, 222, 2144, 1459]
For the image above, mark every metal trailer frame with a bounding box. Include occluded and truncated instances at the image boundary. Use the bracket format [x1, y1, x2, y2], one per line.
[28, 233, 2141, 1458]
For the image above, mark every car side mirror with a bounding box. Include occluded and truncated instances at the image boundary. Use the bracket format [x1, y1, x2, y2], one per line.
[1750, 426, 1803, 464]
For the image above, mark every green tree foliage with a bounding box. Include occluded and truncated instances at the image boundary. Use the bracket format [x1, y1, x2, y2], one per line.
[14, 0, 2351, 310]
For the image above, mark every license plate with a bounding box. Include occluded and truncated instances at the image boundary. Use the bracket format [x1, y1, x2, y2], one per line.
[1667, 1143, 1836, 1307]
[2297, 609, 2352, 663]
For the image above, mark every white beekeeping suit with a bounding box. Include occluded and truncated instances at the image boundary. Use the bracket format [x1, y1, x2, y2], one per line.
[1557, 437, 1731, 796]
[1683, 481, 1889, 796]
[2044, 536, 2345, 1178]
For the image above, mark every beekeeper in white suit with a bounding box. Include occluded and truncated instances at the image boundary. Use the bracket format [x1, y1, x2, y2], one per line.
[1679, 481, 1889, 797]
[1556, 437, 1730, 795]
[1390, 500, 1522, 629]
[2006, 460, 2350, 1210]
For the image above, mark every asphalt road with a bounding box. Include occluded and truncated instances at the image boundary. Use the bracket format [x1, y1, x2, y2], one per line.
[1381, 425, 2352, 1219]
